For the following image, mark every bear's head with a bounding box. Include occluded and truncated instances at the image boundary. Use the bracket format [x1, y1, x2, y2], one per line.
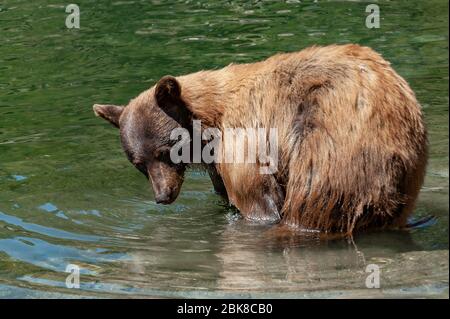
[93, 76, 192, 204]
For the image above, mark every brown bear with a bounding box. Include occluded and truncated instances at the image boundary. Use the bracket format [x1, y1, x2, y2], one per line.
[93, 44, 427, 235]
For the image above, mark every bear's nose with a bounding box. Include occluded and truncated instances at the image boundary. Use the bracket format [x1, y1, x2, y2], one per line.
[155, 191, 174, 204]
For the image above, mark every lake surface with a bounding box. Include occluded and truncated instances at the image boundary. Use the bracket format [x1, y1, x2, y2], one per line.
[0, 0, 448, 298]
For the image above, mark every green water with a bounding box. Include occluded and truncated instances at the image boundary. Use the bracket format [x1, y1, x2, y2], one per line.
[0, 0, 448, 298]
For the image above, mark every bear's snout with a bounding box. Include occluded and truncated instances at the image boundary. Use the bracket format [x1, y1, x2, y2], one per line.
[146, 161, 184, 205]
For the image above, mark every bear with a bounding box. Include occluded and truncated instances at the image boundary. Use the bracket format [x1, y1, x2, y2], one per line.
[93, 44, 427, 235]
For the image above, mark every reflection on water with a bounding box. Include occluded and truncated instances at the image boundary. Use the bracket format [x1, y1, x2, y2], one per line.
[0, 0, 448, 298]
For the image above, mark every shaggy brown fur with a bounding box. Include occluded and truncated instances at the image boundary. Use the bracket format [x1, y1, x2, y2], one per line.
[94, 44, 427, 235]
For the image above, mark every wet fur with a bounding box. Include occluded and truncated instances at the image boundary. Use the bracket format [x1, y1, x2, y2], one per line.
[95, 44, 428, 235]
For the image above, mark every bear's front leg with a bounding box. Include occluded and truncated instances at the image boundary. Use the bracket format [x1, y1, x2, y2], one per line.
[219, 163, 284, 223]
[207, 164, 228, 200]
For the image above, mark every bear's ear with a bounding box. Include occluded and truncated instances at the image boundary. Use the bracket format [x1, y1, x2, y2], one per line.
[93, 104, 124, 128]
[155, 75, 190, 125]
[155, 75, 181, 103]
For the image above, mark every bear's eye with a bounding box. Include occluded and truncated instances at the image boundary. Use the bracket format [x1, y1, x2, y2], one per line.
[155, 147, 171, 161]
[133, 161, 148, 178]
[155, 147, 186, 172]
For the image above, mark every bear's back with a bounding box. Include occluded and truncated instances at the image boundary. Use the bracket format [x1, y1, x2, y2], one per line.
[218, 44, 427, 232]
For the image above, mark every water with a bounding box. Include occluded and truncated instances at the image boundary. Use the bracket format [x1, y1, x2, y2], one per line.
[0, 0, 448, 298]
